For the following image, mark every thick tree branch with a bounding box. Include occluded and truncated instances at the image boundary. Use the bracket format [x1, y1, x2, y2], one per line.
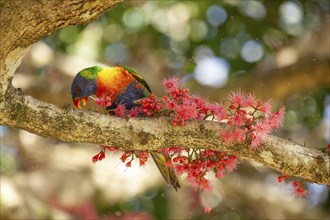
[0, 86, 329, 185]
[0, 0, 120, 99]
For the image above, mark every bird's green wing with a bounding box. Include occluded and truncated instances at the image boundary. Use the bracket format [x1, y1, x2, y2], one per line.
[121, 66, 151, 96]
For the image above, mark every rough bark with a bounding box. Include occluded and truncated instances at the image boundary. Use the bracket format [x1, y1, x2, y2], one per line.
[0, 0, 120, 99]
[0, 0, 329, 186]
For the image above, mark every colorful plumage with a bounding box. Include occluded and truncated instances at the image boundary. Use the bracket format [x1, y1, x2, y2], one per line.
[71, 65, 180, 190]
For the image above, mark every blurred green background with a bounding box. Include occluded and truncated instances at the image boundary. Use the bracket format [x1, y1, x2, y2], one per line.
[1, 0, 329, 219]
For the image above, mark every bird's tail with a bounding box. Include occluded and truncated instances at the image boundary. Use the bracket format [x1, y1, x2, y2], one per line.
[150, 151, 181, 191]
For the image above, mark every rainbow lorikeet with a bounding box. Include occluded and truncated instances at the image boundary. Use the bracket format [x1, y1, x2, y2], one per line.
[71, 65, 180, 191]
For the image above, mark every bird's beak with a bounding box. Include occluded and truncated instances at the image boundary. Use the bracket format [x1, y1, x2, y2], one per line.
[74, 97, 88, 109]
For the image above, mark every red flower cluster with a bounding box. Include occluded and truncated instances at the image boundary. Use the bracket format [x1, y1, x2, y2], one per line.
[92, 147, 105, 163]
[160, 147, 238, 191]
[90, 77, 285, 191]
[95, 96, 112, 108]
[292, 180, 308, 197]
[120, 151, 149, 167]
[277, 173, 308, 197]
[140, 93, 162, 117]
[204, 207, 212, 215]
[277, 173, 288, 182]
[221, 91, 285, 149]
[92, 146, 149, 167]
[140, 78, 285, 149]
[92, 146, 116, 163]
[141, 77, 227, 126]
[94, 96, 142, 117]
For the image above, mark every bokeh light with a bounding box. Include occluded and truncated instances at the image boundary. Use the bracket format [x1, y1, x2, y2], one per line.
[280, 1, 303, 24]
[239, 0, 267, 20]
[190, 19, 208, 42]
[279, 1, 304, 35]
[206, 5, 227, 26]
[122, 7, 145, 32]
[104, 23, 124, 42]
[240, 40, 264, 63]
[194, 56, 229, 88]
[104, 42, 128, 63]
[220, 37, 240, 59]
[193, 45, 214, 63]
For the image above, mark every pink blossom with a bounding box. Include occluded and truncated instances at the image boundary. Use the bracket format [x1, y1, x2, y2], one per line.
[261, 99, 273, 118]
[278, 173, 288, 183]
[175, 165, 185, 174]
[128, 106, 142, 117]
[250, 120, 272, 148]
[242, 93, 256, 107]
[162, 77, 181, 92]
[200, 178, 213, 192]
[232, 128, 247, 143]
[174, 99, 199, 121]
[92, 154, 99, 163]
[204, 102, 218, 114]
[204, 207, 212, 214]
[215, 167, 225, 178]
[220, 130, 235, 144]
[120, 152, 132, 163]
[231, 112, 246, 126]
[126, 160, 132, 167]
[163, 99, 177, 110]
[292, 180, 308, 197]
[92, 147, 107, 163]
[104, 96, 112, 107]
[251, 134, 265, 149]
[192, 95, 205, 105]
[224, 156, 238, 172]
[202, 150, 216, 157]
[256, 120, 272, 134]
[95, 97, 104, 107]
[294, 186, 308, 197]
[137, 151, 149, 166]
[214, 104, 227, 121]
[114, 104, 127, 117]
[271, 106, 286, 129]
[229, 91, 244, 106]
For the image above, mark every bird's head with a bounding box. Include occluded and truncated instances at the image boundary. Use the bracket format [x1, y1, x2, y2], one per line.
[71, 66, 101, 109]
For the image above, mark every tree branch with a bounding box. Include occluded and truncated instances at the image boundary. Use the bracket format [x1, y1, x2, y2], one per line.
[0, 0, 120, 98]
[198, 57, 330, 101]
[0, 85, 329, 185]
